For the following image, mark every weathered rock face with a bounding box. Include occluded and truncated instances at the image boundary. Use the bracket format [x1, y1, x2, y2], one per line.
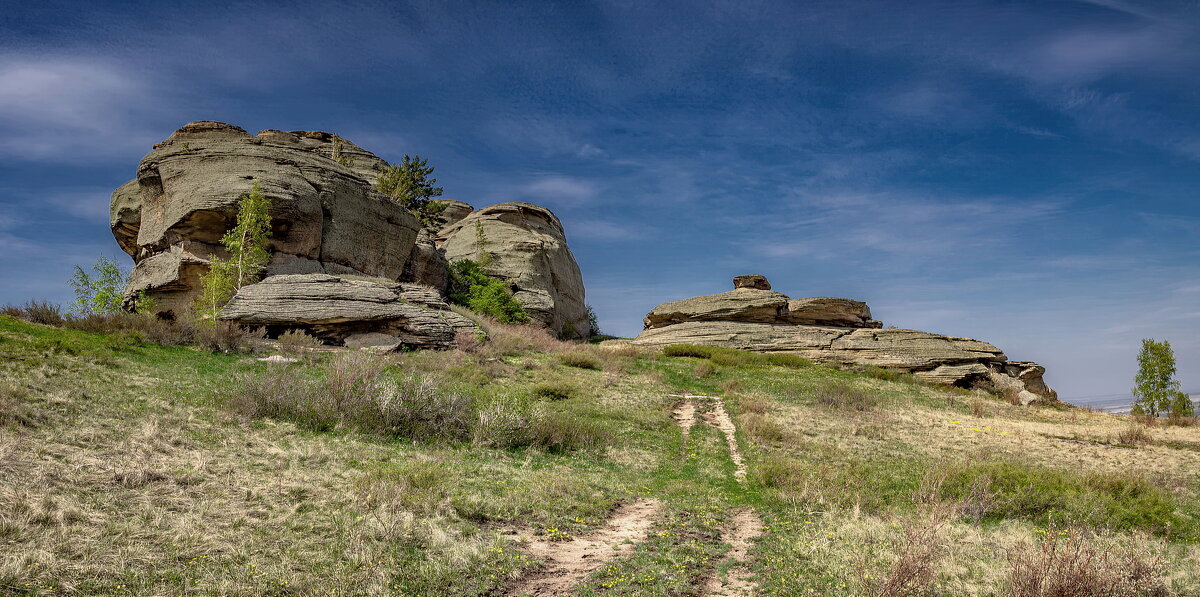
[113, 121, 421, 316]
[733, 274, 772, 290]
[633, 275, 1057, 404]
[437, 202, 589, 338]
[111, 121, 589, 340]
[217, 274, 478, 350]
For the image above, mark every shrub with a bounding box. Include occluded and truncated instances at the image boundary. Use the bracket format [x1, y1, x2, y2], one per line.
[196, 180, 271, 320]
[194, 321, 261, 353]
[559, 351, 602, 370]
[814, 382, 879, 411]
[453, 328, 485, 353]
[741, 413, 786, 443]
[692, 360, 715, 378]
[527, 411, 609, 453]
[276, 328, 323, 352]
[662, 344, 716, 359]
[530, 382, 576, 401]
[1006, 528, 1168, 597]
[1116, 424, 1152, 447]
[448, 260, 530, 324]
[858, 504, 954, 597]
[936, 460, 1189, 537]
[474, 316, 569, 356]
[5, 301, 65, 326]
[765, 353, 811, 369]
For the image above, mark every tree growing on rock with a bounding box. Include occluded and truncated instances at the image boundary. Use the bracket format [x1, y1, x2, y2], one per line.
[376, 155, 445, 227]
[196, 181, 272, 322]
[1132, 339, 1182, 417]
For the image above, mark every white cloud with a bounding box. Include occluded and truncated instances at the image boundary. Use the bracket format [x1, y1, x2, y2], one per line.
[0, 56, 162, 161]
[516, 175, 599, 204]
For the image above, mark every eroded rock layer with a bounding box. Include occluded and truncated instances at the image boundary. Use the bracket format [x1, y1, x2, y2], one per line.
[217, 274, 478, 350]
[632, 276, 1057, 404]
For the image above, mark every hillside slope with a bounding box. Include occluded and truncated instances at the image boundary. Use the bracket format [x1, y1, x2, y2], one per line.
[2, 316, 1199, 596]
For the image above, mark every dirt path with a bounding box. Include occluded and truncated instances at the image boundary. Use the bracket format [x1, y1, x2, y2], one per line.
[673, 399, 697, 439]
[703, 508, 764, 596]
[686, 395, 747, 483]
[506, 498, 663, 596]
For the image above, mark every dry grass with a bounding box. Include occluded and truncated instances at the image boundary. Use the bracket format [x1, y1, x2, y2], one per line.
[1007, 529, 1169, 596]
[559, 350, 602, 370]
[275, 328, 323, 352]
[693, 360, 716, 378]
[857, 503, 955, 597]
[814, 381, 879, 411]
[741, 412, 786, 443]
[735, 393, 769, 415]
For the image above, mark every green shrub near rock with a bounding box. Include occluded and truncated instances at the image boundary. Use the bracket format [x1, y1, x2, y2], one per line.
[447, 259, 530, 324]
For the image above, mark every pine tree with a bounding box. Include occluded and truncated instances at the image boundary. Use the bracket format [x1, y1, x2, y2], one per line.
[196, 181, 272, 321]
[376, 155, 446, 226]
[1131, 338, 1181, 417]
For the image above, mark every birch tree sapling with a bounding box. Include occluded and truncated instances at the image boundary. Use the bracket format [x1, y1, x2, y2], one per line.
[196, 181, 272, 322]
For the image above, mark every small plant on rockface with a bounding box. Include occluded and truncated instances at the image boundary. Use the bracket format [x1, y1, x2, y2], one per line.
[196, 181, 272, 322]
[474, 220, 494, 266]
[447, 259, 529, 324]
[330, 136, 353, 167]
[376, 154, 446, 227]
[586, 304, 601, 337]
[1131, 338, 1181, 417]
[68, 256, 126, 316]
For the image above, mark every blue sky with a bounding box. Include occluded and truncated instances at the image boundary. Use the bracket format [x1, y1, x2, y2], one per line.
[1, 0, 1197, 400]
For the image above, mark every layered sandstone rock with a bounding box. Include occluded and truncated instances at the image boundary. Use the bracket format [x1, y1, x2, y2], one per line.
[217, 274, 478, 350]
[111, 121, 589, 341]
[633, 276, 1057, 404]
[437, 202, 589, 338]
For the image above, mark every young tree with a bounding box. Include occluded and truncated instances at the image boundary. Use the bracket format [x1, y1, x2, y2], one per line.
[68, 256, 126, 316]
[376, 155, 446, 226]
[1169, 390, 1195, 420]
[1131, 338, 1181, 417]
[196, 181, 272, 321]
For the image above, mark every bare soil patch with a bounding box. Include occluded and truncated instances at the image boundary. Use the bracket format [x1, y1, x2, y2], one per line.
[704, 508, 764, 596]
[506, 498, 663, 596]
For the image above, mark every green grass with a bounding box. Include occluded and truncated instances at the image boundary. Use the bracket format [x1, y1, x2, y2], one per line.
[4, 316, 1200, 595]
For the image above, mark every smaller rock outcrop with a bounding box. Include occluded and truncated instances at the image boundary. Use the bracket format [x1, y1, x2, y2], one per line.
[437, 202, 589, 338]
[633, 275, 1057, 404]
[218, 274, 478, 350]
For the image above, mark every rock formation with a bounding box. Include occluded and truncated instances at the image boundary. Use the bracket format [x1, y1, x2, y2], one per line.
[110, 121, 589, 345]
[217, 274, 478, 350]
[633, 276, 1057, 404]
[437, 202, 590, 338]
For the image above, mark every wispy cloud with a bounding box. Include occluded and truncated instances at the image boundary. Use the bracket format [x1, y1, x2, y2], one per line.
[0, 55, 162, 161]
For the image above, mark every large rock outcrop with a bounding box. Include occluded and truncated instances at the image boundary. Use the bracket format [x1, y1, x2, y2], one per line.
[633, 276, 1057, 404]
[437, 202, 589, 338]
[110, 121, 589, 341]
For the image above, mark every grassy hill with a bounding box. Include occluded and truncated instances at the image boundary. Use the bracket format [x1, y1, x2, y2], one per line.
[2, 313, 1199, 596]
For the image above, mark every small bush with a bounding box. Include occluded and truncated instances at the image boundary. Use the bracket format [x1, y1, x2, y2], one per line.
[527, 411, 609, 453]
[765, 353, 811, 369]
[1116, 424, 1152, 447]
[971, 398, 989, 418]
[857, 504, 954, 597]
[1006, 528, 1168, 597]
[276, 329, 323, 352]
[741, 413, 786, 443]
[448, 260, 529, 324]
[736, 393, 769, 415]
[195, 321, 261, 353]
[692, 360, 715, 378]
[814, 382, 879, 411]
[474, 316, 570, 356]
[559, 351, 602, 370]
[454, 328, 485, 353]
[530, 382, 576, 401]
[936, 460, 1190, 537]
[662, 344, 715, 359]
[6, 301, 65, 326]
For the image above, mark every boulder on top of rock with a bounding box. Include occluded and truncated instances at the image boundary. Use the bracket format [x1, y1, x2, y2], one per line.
[644, 289, 790, 329]
[784, 297, 880, 328]
[733, 274, 771, 290]
[217, 274, 478, 350]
